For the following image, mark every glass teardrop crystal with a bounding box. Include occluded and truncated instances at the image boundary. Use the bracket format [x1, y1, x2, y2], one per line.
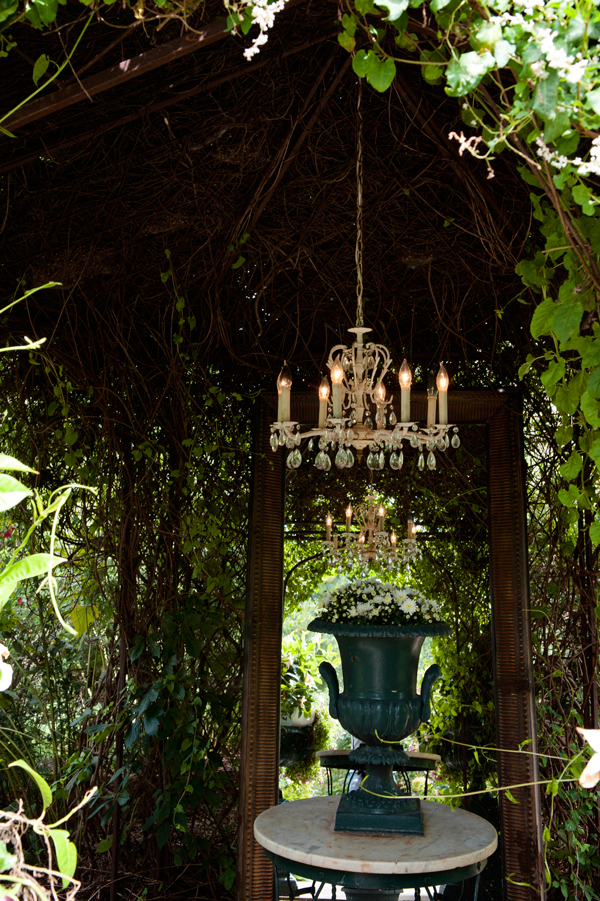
[364, 416, 373, 429]
[308, 438, 314, 452]
[335, 448, 347, 468]
[390, 452, 399, 470]
[345, 448, 355, 468]
[427, 451, 436, 470]
[378, 451, 385, 469]
[367, 452, 377, 470]
[451, 434, 460, 449]
[418, 452, 425, 471]
[389, 410, 397, 425]
[270, 433, 279, 451]
[323, 453, 332, 471]
[410, 433, 419, 448]
[287, 448, 302, 469]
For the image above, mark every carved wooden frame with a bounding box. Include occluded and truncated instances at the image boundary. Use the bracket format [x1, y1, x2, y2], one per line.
[236, 389, 544, 901]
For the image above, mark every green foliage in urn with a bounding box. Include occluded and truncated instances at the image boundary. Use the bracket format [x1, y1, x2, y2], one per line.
[314, 577, 444, 626]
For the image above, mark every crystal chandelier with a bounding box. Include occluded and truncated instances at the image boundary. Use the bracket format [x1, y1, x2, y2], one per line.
[270, 84, 460, 474]
[322, 498, 421, 573]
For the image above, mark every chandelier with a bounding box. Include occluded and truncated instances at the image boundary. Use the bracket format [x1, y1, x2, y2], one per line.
[322, 498, 421, 573]
[270, 84, 459, 474]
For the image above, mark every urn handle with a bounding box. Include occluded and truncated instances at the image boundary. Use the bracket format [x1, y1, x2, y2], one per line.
[420, 663, 442, 722]
[319, 661, 340, 719]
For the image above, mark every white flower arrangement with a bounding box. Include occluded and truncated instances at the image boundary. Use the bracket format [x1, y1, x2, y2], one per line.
[314, 577, 442, 627]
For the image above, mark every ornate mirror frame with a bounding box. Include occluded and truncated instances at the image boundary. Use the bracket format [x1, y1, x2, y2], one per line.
[236, 389, 544, 901]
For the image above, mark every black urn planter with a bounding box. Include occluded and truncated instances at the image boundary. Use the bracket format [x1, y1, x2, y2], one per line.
[279, 725, 315, 768]
[308, 618, 451, 835]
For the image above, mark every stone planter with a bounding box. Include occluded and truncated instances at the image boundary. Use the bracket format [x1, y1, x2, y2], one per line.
[308, 618, 451, 835]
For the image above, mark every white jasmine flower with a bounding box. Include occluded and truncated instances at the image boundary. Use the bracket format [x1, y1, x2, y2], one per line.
[577, 727, 600, 788]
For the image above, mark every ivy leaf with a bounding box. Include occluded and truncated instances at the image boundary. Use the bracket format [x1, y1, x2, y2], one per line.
[558, 452, 583, 481]
[494, 39, 514, 68]
[352, 50, 371, 78]
[367, 55, 396, 92]
[552, 301, 582, 342]
[446, 51, 494, 96]
[530, 298, 557, 339]
[556, 424, 573, 448]
[573, 183, 598, 216]
[338, 31, 355, 52]
[558, 484, 580, 508]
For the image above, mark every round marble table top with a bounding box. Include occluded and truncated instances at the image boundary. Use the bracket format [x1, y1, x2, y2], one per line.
[254, 795, 497, 876]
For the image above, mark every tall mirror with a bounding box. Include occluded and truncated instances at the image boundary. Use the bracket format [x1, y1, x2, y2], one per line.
[237, 390, 544, 901]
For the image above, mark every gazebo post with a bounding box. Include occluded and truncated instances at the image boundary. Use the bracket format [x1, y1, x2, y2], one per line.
[237, 395, 285, 901]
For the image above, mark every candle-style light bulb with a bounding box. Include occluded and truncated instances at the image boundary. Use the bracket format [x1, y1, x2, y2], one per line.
[325, 513, 332, 542]
[378, 504, 385, 531]
[331, 358, 344, 418]
[426, 371, 438, 428]
[407, 517, 415, 540]
[390, 531, 397, 546]
[436, 363, 449, 425]
[398, 359, 412, 390]
[319, 377, 331, 428]
[346, 504, 353, 520]
[277, 362, 292, 422]
[319, 378, 331, 400]
[399, 359, 412, 422]
[375, 382, 386, 403]
[330, 360, 344, 385]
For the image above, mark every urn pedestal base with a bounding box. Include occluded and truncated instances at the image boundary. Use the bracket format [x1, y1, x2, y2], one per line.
[335, 792, 423, 835]
[334, 751, 423, 835]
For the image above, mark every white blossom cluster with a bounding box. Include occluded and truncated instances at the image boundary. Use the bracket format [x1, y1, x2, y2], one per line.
[316, 577, 441, 626]
[535, 135, 600, 178]
[243, 0, 287, 60]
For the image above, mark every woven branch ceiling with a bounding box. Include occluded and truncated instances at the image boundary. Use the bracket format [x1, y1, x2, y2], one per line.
[0, 0, 535, 392]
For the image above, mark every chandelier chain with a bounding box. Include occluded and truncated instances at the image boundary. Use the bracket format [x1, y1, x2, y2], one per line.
[355, 78, 364, 330]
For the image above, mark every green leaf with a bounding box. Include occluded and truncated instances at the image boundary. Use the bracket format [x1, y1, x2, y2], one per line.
[352, 50, 371, 78]
[0, 552, 67, 587]
[532, 69, 558, 120]
[48, 829, 77, 888]
[0, 838, 17, 872]
[554, 383, 579, 415]
[530, 298, 557, 339]
[472, 20, 502, 51]
[587, 367, 600, 399]
[586, 87, 600, 116]
[376, 0, 409, 20]
[367, 55, 396, 92]
[338, 31, 355, 52]
[558, 452, 583, 480]
[544, 110, 571, 145]
[0, 454, 37, 473]
[446, 51, 494, 97]
[70, 604, 97, 637]
[552, 301, 582, 342]
[32, 53, 50, 85]
[494, 39, 514, 68]
[581, 392, 600, 428]
[0, 473, 32, 511]
[589, 520, 600, 547]
[8, 760, 52, 811]
[505, 789, 519, 804]
[588, 438, 600, 468]
[556, 424, 573, 447]
[540, 358, 565, 392]
[95, 837, 113, 854]
[573, 183, 598, 216]
[0, 581, 17, 614]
